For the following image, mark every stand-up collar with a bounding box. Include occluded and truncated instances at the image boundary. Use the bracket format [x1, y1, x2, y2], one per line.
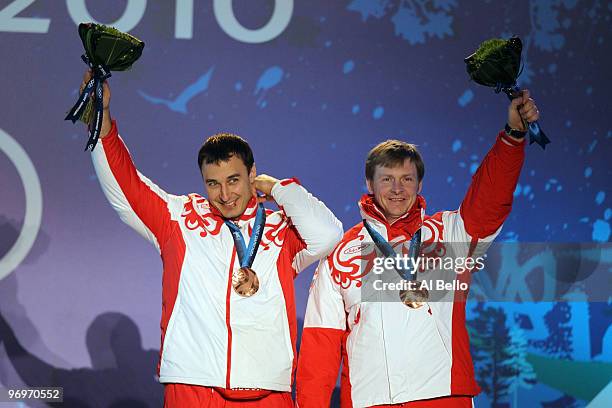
[209, 195, 259, 227]
[358, 194, 426, 239]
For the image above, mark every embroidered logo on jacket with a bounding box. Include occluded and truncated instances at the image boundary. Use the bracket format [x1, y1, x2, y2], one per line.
[181, 195, 223, 237]
[421, 214, 447, 260]
[330, 232, 377, 288]
[259, 211, 288, 250]
[330, 228, 435, 289]
[343, 243, 370, 255]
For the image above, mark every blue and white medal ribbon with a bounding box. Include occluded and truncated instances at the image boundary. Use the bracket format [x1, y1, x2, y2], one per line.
[224, 203, 266, 297]
[363, 220, 427, 308]
[363, 220, 421, 281]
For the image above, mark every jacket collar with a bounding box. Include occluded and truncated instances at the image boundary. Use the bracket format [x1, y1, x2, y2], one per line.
[358, 194, 426, 240]
[209, 195, 259, 228]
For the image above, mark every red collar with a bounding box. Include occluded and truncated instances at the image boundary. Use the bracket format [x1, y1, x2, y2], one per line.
[358, 194, 426, 239]
[209, 195, 258, 225]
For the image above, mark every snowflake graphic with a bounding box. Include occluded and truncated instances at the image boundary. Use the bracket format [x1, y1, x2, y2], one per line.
[347, 0, 393, 21]
[503, 0, 578, 84]
[531, 0, 575, 51]
[391, 6, 425, 44]
[347, 0, 458, 45]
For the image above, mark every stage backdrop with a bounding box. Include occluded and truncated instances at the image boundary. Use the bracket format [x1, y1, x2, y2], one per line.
[1, 1, 610, 407]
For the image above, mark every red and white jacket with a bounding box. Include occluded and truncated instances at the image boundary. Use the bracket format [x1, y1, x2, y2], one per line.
[296, 132, 525, 408]
[91, 121, 343, 392]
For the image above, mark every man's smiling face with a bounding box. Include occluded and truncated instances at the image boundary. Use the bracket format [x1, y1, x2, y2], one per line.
[202, 154, 255, 219]
[367, 159, 422, 224]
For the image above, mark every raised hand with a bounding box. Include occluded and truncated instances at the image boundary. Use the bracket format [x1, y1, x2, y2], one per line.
[254, 174, 280, 203]
[79, 69, 113, 138]
[507, 89, 540, 132]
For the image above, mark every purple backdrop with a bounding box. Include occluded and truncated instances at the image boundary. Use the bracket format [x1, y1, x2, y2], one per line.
[1, 1, 610, 407]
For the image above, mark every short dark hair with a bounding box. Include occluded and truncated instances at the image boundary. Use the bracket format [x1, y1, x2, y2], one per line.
[197, 132, 254, 172]
[365, 140, 425, 182]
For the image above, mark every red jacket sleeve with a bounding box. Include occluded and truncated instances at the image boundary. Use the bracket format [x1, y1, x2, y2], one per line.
[91, 120, 175, 251]
[296, 258, 346, 407]
[460, 131, 526, 239]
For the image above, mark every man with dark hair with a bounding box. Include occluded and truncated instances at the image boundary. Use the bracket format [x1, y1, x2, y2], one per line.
[297, 91, 540, 407]
[79, 71, 343, 407]
[198, 132, 255, 173]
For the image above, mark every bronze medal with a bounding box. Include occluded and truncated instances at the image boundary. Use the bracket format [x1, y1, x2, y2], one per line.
[362, 221, 426, 310]
[232, 266, 259, 297]
[225, 203, 266, 299]
[400, 282, 429, 309]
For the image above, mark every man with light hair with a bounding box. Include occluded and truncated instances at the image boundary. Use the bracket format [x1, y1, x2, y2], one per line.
[297, 90, 540, 408]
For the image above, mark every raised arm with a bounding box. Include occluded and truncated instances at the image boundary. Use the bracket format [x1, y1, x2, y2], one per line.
[446, 90, 539, 249]
[91, 121, 175, 251]
[274, 179, 343, 272]
[256, 175, 343, 272]
[80, 71, 175, 251]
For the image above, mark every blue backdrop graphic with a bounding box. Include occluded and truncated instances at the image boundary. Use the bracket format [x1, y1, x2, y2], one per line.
[0, 0, 610, 407]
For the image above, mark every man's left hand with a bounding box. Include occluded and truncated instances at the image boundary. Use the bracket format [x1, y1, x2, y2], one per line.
[254, 174, 280, 203]
[508, 89, 540, 131]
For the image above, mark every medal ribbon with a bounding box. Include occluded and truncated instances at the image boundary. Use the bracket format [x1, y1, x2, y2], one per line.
[363, 220, 421, 281]
[225, 203, 267, 268]
[65, 54, 112, 151]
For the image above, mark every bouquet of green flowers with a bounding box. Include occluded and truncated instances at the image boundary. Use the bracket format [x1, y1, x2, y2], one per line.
[65, 23, 145, 151]
[465, 36, 550, 149]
